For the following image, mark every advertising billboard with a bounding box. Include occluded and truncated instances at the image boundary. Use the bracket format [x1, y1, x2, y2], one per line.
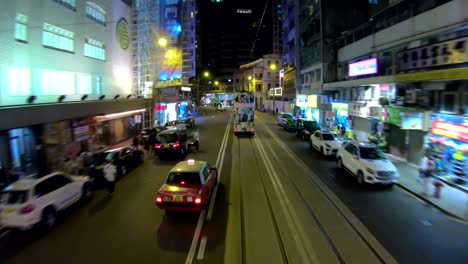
[349, 58, 378, 77]
[401, 112, 424, 130]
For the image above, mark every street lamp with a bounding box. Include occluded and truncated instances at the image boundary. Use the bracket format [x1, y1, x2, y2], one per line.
[214, 81, 219, 86]
[158, 37, 168, 48]
[197, 71, 210, 105]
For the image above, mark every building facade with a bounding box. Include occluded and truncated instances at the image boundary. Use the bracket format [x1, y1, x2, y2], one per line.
[235, 54, 282, 111]
[323, 0, 468, 187]
[0, 0, 146, 181]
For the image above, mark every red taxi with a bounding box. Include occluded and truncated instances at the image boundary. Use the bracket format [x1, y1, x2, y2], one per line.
[155, 159, 218, 211]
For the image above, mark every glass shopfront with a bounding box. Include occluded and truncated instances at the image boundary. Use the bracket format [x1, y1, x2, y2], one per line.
[429, 114, 468, 186]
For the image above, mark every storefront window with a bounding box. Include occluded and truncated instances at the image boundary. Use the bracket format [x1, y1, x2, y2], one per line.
[441, 92, 456, 113]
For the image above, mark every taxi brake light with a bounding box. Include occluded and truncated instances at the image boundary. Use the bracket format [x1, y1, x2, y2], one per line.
[155, 144, 162, 149]
[181, 181, 185, 185]
[195, 198, 202, 204]
[156, 197, 162, 203]
[172, 142, 180, 148]
[19, 205, 35, 214]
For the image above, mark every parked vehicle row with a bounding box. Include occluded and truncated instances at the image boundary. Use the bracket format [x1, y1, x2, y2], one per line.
[0, 172, 92, 230]
[276, 113, 399, 187]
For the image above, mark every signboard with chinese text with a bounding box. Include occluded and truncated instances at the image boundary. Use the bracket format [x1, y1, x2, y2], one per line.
[398, 36, 468, 71]
[296, 95, 307, 107]
[349, 58, 378, 77]
[348, 103, 368, 118]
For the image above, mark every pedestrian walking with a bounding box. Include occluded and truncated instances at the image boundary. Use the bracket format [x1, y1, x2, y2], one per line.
[194, 129, 200, 151]
[147, 129, 157, 158]
[132, 136, 139, 149]
[419, 154, 435, 195]
[103, 160, 117, 195]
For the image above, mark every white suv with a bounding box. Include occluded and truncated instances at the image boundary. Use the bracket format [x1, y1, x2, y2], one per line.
[336, 141, 399, 186]
[310, 130, 342, 156]
[277, 112, 293, 127]
[0, 172, 92, 230]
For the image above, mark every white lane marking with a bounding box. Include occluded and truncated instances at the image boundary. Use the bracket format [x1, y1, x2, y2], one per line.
[185, 116, 232, 264]
[185, 210, 206, 264]
[258, 117, 397, 264]
[197, 236, 208, 260]
[253, 135, 318, 263]
[207, 119, 231, 221]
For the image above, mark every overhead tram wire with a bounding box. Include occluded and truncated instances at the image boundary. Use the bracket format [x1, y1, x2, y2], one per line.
[248, 0, 270, 62]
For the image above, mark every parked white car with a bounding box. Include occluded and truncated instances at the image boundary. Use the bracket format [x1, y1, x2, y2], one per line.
[310, 130, 341, 156]
[336, 141, 399, 185]
[0, 172, 92, 230]
[277, 112, 293, 127]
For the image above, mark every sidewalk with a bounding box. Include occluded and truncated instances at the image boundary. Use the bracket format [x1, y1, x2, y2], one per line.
[386, 154, 468, 222]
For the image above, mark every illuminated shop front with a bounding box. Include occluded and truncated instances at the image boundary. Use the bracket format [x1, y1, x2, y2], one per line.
[295, 95, 320, 121]
[326, 102, 350, 130]
[429, 114, 468, 186]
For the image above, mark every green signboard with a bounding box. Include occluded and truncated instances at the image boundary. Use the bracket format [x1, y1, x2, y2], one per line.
[383, 106, 424, 126]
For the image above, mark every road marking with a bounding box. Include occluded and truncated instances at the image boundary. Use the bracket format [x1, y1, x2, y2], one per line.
[253, 135, 319, 263]
[197, 236, 208, 260]
[207, 119, 231, 221]
[258, 117, 397, 264]
[185, 116, 232, 264]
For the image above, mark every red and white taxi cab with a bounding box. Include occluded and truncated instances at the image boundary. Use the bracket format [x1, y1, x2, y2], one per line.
[155, 159, 218, 211]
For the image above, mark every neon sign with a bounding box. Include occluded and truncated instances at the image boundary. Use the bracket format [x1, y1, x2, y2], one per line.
[432, 121, 468, 142]
[349, 58, 378, 77]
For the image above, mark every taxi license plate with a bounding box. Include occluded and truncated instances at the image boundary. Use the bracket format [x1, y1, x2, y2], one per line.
[4, 208, 16, 214]
[173, 195, 184, 202]
[164, 144, 170, 148]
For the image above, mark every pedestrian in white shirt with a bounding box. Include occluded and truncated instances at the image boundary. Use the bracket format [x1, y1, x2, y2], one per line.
[194, 129, 200, 151]
[419, 154, 435, 195]
[103, 160, 117, 195]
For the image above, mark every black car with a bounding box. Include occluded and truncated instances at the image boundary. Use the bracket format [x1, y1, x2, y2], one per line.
[154, 129, 190, 159]
[178, 118, 195, 129]
[296, 119, 321, 141]
[93, 147, 144, 178]
[283, 118, 297, 132]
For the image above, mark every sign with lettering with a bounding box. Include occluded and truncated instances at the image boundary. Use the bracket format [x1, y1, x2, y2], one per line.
[432, 121, 468, 142]
[348, 103, 368, 118]
[398, 36, 468, 71]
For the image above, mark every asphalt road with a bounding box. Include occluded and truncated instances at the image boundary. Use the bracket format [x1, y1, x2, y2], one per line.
[255, 111, 468, 264]
[2, 109, 467, 264]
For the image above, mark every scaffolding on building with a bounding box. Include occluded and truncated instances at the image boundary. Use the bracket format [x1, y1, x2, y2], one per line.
[132, 0, 156, 98]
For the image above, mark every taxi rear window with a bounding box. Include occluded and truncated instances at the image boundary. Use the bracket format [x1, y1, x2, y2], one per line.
[166, 172, 201, 185]
[4, 190, 28, 204]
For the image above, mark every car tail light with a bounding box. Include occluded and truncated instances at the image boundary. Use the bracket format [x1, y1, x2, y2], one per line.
[19, 205, 35, 214]
[156, 197, 162, 203]
[195, 198, 202, 204]
[172, 143, 180, 148]
[155, 144, 162, 149]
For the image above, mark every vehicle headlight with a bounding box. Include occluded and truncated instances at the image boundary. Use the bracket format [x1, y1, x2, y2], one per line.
[366, 168, 375, 175]
[325, 143, 331, 148]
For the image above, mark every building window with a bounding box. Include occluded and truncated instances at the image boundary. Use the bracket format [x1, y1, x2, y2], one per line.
[86, 2, 106, 26]
[84, 38, 106, 60]
[77, 74, 92, 94]
[441, 92, 456, 113]
[96, 76, 102, 94]
[42, 23, 74, 52]
[52, 0, 76, 11]
[15, 14, 28, 42]
[1, 65, 31, 96]
[38, 69, 75, 95]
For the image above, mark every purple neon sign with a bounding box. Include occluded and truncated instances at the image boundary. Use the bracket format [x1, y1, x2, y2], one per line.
[349, 58, 378, 77]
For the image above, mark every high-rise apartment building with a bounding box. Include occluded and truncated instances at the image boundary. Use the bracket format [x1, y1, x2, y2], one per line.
[198, 0, 274, 81]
